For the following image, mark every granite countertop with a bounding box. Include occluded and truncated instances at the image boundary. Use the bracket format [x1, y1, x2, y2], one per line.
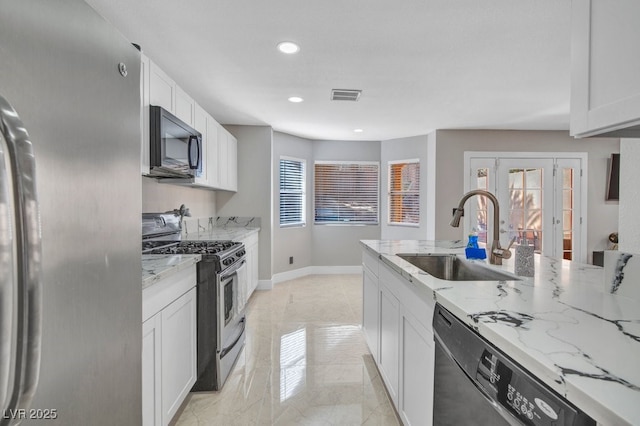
[142, 254, 202, 290]
[361, 240, 640, 426]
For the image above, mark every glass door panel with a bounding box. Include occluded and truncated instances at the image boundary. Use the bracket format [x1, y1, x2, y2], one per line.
[496, 159, 554, 256]
[467, 159, 495, 246]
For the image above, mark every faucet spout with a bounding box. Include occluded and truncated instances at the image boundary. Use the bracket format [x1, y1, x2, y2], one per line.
[450, 189, 509, 265]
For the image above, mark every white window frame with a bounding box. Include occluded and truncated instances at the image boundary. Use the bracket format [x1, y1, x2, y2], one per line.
[313, 160, 380, 226]
[388, 159, 420, 227]
[279, 156, 306, 228]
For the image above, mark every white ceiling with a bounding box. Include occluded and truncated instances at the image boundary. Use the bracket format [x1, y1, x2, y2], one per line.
[86, 0, 572, 141]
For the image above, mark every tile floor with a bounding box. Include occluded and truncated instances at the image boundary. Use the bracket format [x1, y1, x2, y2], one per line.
[173, 274, 400, 426]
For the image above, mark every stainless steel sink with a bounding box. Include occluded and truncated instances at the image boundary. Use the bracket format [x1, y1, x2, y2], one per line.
[396, 254, 521, 281]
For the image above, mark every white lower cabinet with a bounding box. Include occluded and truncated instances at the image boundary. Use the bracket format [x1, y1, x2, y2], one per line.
[160, 288, 197, 425]
[142, 313, 162, 426]
[241, 232, 259, 297]
[362, 264, 379, 360]
[400, 311, 434, 426]
[362, 249, 436, 426]
[379, 283, 401, 407]
[142, 267, 197, 426]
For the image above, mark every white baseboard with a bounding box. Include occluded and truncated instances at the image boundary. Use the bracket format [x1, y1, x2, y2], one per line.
[271, 265, 362, 285]
[254, 266, 363, 290]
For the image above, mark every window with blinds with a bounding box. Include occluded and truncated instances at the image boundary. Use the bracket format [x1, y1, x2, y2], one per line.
[314, 161, 379, 225]
[279, 157, 306, 227]
[388, 160, 420, 225]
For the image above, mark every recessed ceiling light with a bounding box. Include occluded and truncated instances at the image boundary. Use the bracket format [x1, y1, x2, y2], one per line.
[288, 96, 304, 103]
[354, 128, 364, 133]
[277, 41, 300, 54]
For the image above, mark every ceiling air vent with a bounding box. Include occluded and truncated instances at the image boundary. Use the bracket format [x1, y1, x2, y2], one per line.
[331, 89, 362, 101]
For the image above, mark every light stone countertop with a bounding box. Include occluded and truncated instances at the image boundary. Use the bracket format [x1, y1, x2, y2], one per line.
[361, 239, 640, 426]
[142, 254, 202, 290]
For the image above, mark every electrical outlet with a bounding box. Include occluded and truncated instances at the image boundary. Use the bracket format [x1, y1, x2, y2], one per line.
[289, 256, 294, 264]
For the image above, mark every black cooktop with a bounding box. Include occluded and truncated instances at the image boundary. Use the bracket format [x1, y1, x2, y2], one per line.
[143, 240, 241, 257]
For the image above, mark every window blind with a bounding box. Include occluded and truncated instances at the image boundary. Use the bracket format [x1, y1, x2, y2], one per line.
[280, 158, 305, 226]
[314, 162, 379, 224]
[389, 160, 420, 225]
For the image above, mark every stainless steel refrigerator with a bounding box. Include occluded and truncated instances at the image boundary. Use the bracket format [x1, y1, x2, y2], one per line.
[0, 0, 142, 424]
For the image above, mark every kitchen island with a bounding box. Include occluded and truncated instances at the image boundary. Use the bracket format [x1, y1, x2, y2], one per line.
[361, 240, 640, 426]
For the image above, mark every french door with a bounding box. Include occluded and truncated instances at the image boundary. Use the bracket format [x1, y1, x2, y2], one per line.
[465, 153, 586, 262]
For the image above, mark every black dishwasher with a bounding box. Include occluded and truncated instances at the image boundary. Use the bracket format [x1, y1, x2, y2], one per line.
[432, 304, 596, 426]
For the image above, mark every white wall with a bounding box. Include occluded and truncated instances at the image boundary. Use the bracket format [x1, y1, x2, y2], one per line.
[272, 132, 313, 274]
[217, 125, 273, 280]
[380, 135, 431, 240]
[311, 140, 382, 266]
[142, 177, 217, 217]
[432, 130, 619, 262]
[619, 138, 640, 252]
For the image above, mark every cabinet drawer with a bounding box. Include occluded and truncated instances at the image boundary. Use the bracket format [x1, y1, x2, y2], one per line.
[142, 266, 197, 322]
[379, 262, 435, 332]
[362, 249, 379, 277]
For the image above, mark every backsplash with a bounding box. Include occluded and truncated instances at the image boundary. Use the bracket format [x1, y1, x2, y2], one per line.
[181, 216, 261, 236]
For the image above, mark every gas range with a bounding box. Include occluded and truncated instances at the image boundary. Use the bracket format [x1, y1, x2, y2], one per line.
[142, 211, 248, 391]
[144, 240, 245, 271]
[141, 212, 245, 272]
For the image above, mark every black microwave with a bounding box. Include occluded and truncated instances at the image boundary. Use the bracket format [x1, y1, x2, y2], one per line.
[149, 105, 202, 179]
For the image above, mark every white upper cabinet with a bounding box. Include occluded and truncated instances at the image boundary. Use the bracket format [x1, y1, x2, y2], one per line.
[141, 56, 237, 190]
[149, 60, 176, 113]
[206, 116, 220, 188]
[175, 86, 195, 127]
[571, 0, 640, 137]
[193, 103, 208, 186]
[216, 125, 237, 192]
[227, 132, 238, 192]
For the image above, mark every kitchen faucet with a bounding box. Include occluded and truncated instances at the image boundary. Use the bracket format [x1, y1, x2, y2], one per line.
[450, 190, 513, 265]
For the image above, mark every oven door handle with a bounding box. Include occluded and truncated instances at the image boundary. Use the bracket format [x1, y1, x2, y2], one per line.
[220, 258, 246, 281]
[219, 317, 245, 359]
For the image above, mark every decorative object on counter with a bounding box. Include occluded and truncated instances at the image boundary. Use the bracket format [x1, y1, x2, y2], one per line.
[608, 232, 618, 250]
[603, 250, 639, 302]
[515, 240, 535, 277]
[465, 231, 486, 259]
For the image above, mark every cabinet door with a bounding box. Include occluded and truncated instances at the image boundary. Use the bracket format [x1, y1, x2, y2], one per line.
[206, 117, 220, 188]
[142, 313, 162, 426]
[149, 60, 175, 113]
[217, 126, 229, 189]
[175, 86, 195, 127]
[379, 284, 400, 407]
[194, 104, 208, 186]
[227, 133, 238, 192]
[571, 0, 640, 137]
[140, 54, 150, 175]
[161, 288, 197, 425]
[362, 265, 379, 361]
[400, 312, 434, 426]
[246, 239, 259, 295]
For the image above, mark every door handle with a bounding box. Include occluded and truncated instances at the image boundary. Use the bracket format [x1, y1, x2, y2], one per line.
[0, 95, 43, 424]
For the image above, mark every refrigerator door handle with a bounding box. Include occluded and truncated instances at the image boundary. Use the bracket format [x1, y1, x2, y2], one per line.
[0, 95, 43, 424]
